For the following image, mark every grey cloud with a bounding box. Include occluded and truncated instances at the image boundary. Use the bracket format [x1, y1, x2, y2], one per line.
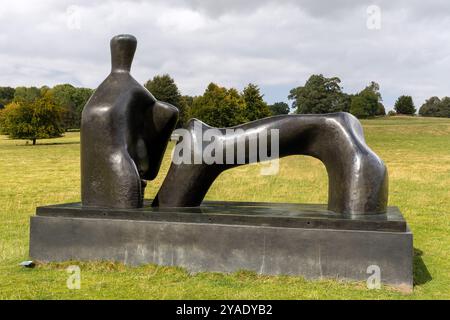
[175, 0, 364, 18]
[1, 0, 450, 110]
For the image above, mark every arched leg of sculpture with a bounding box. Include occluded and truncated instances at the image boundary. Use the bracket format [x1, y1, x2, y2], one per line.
[153, 112, 388, 215]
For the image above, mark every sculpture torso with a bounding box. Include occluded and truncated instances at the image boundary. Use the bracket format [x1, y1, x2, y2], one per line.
[81, 35, 178, 208]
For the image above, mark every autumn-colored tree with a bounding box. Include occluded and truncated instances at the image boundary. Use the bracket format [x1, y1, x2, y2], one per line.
[0, 92, 64, 145]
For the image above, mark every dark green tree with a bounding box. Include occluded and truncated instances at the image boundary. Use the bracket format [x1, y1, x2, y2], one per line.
[179, 95, 194, 127]
[242, 83, 271, 121]
[288, 74, 350, 114]
[49, 84, 93, 130]
[350, 82, 382, 118]
[394, 95, 416, 115]
[376, 102, 386, 116]
[341, 93, 352, 113]
[0, 92, 64, 145]
[419, 96, 441, 117]
[0, 87, 15, 106]
[269, 102, 290, 115]
[190, 83, 246, 127]
[437, 97, 450, 117]
[349, 95, 367, 118]
[144, 74, 186, 126]
[144, 74, 181, 106]
[72, 87, 93, 119]
[50, 84, 77, 130]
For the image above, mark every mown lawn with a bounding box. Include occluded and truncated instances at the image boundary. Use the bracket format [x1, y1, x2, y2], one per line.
[0, 116, 449, 299]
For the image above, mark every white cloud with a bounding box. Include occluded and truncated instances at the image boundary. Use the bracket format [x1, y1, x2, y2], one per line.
[1, 0, 450, 110]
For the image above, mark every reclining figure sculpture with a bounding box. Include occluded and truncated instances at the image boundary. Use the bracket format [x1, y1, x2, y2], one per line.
[31, 34, 412, 290]
[81, 34, 388, 215]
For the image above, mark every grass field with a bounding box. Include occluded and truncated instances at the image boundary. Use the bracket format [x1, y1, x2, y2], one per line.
[0, 116, 449, 299]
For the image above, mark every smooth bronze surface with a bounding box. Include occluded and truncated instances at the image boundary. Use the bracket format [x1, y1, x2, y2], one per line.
[154, 113, 388, 215]
[81, 35, 178, 208]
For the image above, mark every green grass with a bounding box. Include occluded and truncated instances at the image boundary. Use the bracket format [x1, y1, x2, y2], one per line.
[0, 116, 449, 299]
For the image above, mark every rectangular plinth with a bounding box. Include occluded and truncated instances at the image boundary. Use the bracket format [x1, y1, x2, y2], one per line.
[30, 201, 413, 289]
[36, 200, 408, 232]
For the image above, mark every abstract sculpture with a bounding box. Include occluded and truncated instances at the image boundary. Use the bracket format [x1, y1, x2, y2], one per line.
[29, 34, 413, 290]
[154, 113, 388, 215]
[81, 34, 388, 215]
[81, 34, 178, 208]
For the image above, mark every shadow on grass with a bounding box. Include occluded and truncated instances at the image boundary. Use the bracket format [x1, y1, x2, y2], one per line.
[19, 141, 80, 146]
[413, 248, 432, 286]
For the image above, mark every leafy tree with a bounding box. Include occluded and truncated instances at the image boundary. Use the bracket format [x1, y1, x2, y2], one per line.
[40, 86, 51, 96]
[349, 95, 367, 118]
[418, 96, 450, 118]
[394, 95, 416, 115]
[388, 110, 396, 116]
[0, 92, 64, 145]
[50, 84, 78, 130]
[419, 96, 442, 117]
[349, 82, 382, 118]
[242, 83, 271, 121]
[340, 93, 352, 113]
[144, 74, 186, 126]
[0, 106, 7, 133]
[190, 83, 246, 127]
[2, 86, 42, 135]
[269, 102, 290, 115]
[0, 87, 15, 105]
[437, 97, 450, 117]
[13, 86, 41, 104]
[179, 95, 194, 127]
[376, 102, 386, 116]
[145, 74, 181, 106]
[288, 74, 350, 114]
[49, 84, 93, 130]
[72, 87, 93, 119]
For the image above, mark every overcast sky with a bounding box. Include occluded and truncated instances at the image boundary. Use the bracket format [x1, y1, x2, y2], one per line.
[1, 0, 450, 110]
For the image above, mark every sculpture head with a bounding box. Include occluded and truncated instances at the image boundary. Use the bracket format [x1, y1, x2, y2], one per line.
[110, 34, 137, 73]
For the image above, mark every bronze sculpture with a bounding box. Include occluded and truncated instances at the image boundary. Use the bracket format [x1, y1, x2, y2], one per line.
[154, 113, 388, 215]
[81, 34, 178, 208]
[81, 34, 388, 215]
[30, 34, 413, 290]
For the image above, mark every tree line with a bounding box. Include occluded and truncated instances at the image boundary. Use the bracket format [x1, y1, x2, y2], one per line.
[0, 74, 448, 144]
[145, 74, 419, 128]
[0, 85, 92, 144]
[418, 96, 450, 117]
